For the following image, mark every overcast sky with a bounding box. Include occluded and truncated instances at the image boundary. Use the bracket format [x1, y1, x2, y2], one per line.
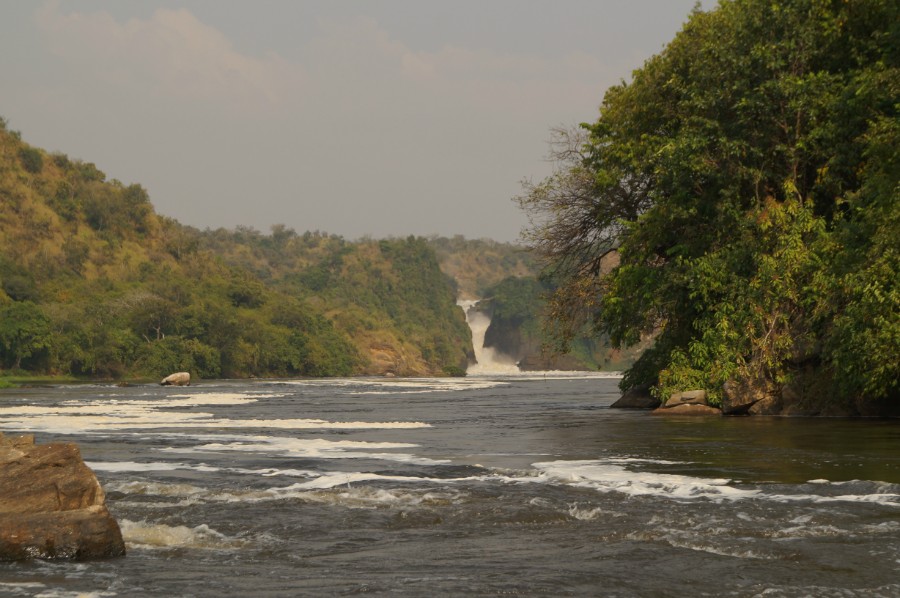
[1, 1, 713, 242]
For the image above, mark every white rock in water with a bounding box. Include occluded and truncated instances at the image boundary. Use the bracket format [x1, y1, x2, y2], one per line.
[160, 372, 191, 386]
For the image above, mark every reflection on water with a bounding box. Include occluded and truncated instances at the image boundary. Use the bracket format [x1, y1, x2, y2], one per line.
[0, 376, 898, 596]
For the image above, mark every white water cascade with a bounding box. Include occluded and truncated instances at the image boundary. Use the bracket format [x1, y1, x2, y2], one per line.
[458, 300, 521, 375]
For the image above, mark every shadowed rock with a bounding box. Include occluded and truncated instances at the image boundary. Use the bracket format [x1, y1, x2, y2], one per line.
[610, 384, 660, 409]
[0, 433, 125, 561]
[721, 375, 774, 415]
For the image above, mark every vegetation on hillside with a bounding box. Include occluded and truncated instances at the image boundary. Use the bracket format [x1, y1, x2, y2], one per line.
[518, 0, 898, 412]
[0, 120, 469, 380]
[428, 235, 538, 299]
[201, 229, 472, 376]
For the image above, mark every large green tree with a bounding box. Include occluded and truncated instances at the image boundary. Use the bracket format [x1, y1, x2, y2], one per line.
[0, 302, 51, 370]
[518, 0, 898, 410]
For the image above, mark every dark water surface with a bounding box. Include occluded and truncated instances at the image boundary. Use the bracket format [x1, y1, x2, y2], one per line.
[1, 375, 898, 597]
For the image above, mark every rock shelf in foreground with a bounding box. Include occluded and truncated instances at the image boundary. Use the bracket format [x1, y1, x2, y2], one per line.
[0, 432, 125, 561]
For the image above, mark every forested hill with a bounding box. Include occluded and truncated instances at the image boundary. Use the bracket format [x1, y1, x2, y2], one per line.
[0, 120, 471, 380]
[427, 235, 538, 300]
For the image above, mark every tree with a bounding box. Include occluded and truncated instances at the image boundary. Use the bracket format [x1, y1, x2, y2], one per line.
[0, 302, 51, 370]
[18, 147, 43, 174]
[518, 0, 899, 408]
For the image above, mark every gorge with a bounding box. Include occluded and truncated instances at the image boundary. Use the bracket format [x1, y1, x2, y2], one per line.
[458, 300, 520, 375]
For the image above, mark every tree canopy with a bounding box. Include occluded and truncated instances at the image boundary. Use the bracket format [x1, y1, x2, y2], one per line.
[518, 0, 899, 412]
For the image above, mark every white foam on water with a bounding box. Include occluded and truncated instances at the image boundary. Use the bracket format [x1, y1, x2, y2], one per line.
[227, 466, 320, 477]
[281, 471, 440, 490]
[161, 392, 277, 406]
[275, 377, 509, 393]
[107, 470, 466, 508]
[119, 519, 245, 550]
[649, 534, 775, 560]
[530, 459, 758, 502]
[519, 459, 900, 509]
[158, 434, 448, 465]
[34, 591, 115, 598]
[770, 491, 900, 508]
[0, 584, 69, 598]
[605, 457, 684, 465]
[768, 524, 847, 539]
[566, 504, 625, 521]
[0, 390, 430, 434]
[87, 461, 220, 473]
[107, 480, 209, 499]
[298, 485, 462, 509]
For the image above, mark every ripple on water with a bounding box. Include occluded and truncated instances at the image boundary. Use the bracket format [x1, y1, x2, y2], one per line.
[119, 520, 248, 551]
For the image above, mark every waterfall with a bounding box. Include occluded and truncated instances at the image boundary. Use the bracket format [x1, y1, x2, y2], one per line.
[458, 300, 520, 375]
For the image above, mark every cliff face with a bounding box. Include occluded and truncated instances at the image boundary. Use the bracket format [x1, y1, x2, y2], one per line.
[475, 277, 646, 372]
[0, 432, 125, 560]
[481, 310, 584, 371]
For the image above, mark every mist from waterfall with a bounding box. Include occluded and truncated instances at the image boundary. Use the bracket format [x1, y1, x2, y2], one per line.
[458, 300, 520, 375]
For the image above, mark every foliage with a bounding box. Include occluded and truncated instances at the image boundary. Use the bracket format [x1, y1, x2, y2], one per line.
[0, 125, 471, 380]
[428, 235, 539, 299]
[518, 0, 899, 409]
[0, 302, 51, 370]
[18, 147, 43, 174]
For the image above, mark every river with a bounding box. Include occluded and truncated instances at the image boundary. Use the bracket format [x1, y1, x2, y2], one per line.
[0, 375, 898, 597]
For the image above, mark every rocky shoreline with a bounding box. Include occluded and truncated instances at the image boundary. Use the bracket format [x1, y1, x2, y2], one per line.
[0, 432, 125, 561]
[611, 383, 900, 417]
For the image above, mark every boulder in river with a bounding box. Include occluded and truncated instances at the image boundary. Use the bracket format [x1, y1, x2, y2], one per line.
[721, 374, 773, 415]
[664, 390, 708, 408]
[161, 371, 191, 386]
[0, 432, 125, 561]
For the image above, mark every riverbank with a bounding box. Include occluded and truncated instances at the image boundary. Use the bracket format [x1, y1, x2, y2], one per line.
[612, 384, 900, 418]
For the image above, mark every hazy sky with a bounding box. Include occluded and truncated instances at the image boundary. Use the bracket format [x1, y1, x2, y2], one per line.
[1, 1, 713, 242]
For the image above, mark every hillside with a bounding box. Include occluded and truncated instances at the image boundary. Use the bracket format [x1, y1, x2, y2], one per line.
[0, 120, 469, 380]
[428, 235, 538, 300]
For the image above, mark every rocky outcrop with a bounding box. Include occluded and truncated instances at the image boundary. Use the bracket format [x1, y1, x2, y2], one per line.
[160, 371, 191, 386]
[364, 342, 430, 377]
[664, 390, 708, 407]
[648, 388, 721, 415]
[0, 433, 125, 561]
[610, 384, 660, 409]
[652, 403, 722, 416]
[721, 374, 776, 415]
